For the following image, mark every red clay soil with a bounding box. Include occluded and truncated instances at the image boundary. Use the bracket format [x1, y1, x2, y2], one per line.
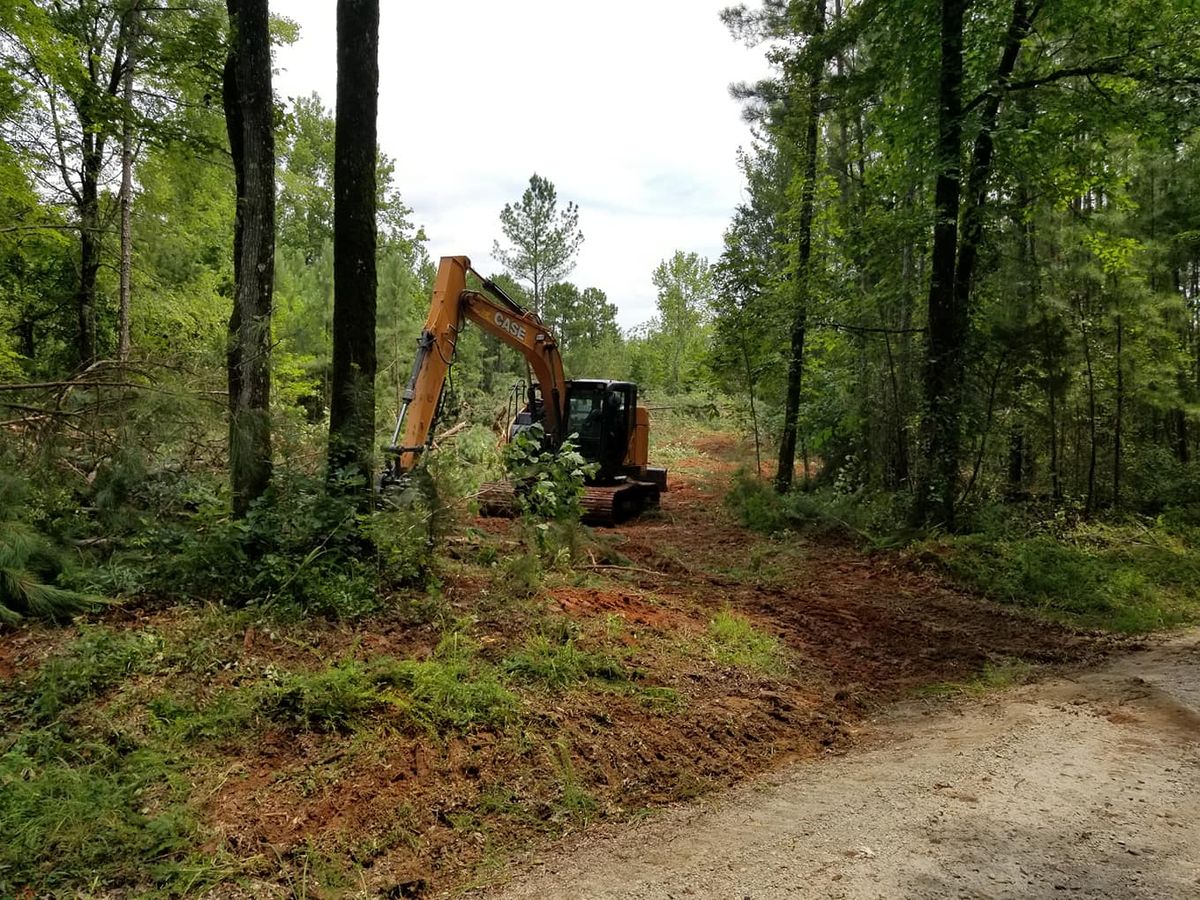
[204, 432, 1104, 897]
[0, 431, 1108, 898]
[615, 434, 1102, 694]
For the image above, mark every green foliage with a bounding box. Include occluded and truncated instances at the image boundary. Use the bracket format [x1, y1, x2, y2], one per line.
[551, 739, 597, 822]
[500, 547, 544, 599]
[26, 626, 163, 721]
[0, 731, 199, 896]
[724, 469, 903, 545]
[922, 513, 1200, 632]
[502, 627, 625, 690]
[148, 469, 435, 618]
[543, 281, 621, 359]
[263, 662, 389, 733]
[493, 174, 584, 313]
[0, 627, 200, 896]
[375, 649, 519, 734]
[0, 474, 102, 625]
[503, 424, 596, 523]
[169, 639, 519, 741]
[705, 610, 786, 674]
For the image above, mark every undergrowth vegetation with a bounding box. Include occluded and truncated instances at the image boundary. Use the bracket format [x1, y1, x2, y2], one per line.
[726, 467, 1200, 633]
[919, 514, 1200, 632]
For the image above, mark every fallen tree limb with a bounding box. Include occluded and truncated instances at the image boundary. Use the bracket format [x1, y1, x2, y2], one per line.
[581, 563, 680, 579]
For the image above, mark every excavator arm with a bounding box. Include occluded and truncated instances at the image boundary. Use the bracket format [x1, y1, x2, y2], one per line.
[386, 255, 567, 477]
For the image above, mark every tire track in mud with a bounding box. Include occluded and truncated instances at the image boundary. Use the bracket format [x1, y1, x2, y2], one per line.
[607, 436, 1109, 703]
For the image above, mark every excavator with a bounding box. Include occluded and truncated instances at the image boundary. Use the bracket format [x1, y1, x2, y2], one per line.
[382, 255, 667, 523]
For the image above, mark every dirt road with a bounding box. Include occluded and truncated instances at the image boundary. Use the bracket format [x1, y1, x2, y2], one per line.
[490, 631, 1200, 899]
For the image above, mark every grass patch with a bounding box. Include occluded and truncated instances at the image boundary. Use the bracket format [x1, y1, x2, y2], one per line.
[552, 740, 597, 823]
[374, 644, 519, 734]
[264, 662, 390, 733]
[502, 630, 625, 690]
[0, 731, 201, 895]
[917, 659, 1034, 698]
[20, 625, 163, 722]
[924, 519, 1200, 632]
[0, 628, 208, 896]
[705, 610, 787, 674]
[255, 641, 520, 736]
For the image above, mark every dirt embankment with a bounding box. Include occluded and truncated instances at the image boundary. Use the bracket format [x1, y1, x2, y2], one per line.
[489, 631, 1200, 899]
[204, 432, 1114, 896]
[1, 432, 1121, 898]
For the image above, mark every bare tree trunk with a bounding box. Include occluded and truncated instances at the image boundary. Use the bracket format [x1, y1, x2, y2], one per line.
[741, 340, 762, 477]
[884, 330, 909, 489]
[328, 0, 380, 492]
[915, 0, 966, 526]
[1048, 381, 1061, 499]
[1080, 298, 1098, 516]
[1113, 295, 1123, 507]
[118, 2, 138, 364]
[1007, 426, 1025, 495]
[224, 0, 275, 517]
[775, 0, 826, 494]
[78, 143, 101, 367]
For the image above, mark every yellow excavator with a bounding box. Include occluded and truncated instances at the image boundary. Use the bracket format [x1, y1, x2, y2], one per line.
[382, 255, 667, 523]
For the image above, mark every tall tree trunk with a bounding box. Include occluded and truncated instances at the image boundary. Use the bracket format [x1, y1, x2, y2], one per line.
[224, 0, 275, 517]
[1112, 296, 1123, 507]
[775, 0, 826, 494]
[915, 0, 967, 526]
[1007, 426, 1025, 495]
[917, 0, 1034, 525]
[1080, 299, 1098, 516]
[884, 330, 909, 489]
[953, 0, 1033, 310]
[328, 0, 380, 490]
[1048, 379, 1061, 499]
[741, 340, 762, 477]
[1173, 408, 1189, 464]
[77, 140, 102, 367]
[118, 2, 138, 364]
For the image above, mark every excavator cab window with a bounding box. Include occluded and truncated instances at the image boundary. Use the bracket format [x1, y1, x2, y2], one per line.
[565, 381, 636, 480]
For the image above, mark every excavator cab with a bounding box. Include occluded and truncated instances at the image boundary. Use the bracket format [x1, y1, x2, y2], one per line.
[564, 380, 637, 482]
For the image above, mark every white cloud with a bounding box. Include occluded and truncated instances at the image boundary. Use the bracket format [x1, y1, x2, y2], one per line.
[272, 0, 769, 328]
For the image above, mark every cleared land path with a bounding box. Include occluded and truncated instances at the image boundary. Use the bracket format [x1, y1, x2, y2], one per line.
[490, 631, 1200, 899]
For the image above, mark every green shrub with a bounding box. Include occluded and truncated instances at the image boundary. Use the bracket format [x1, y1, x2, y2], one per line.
[724, 470, 790, 533]
[147, 469, 436, 618]
[504, 425, 596, 522]
[0, 474, 103, 625]
[501, 548, 543, 598]
[724, 470, 903, 545]
[926, 520, 1200, 632]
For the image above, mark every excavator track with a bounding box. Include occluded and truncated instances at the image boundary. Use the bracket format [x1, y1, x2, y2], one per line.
[478, 479, 661, 525]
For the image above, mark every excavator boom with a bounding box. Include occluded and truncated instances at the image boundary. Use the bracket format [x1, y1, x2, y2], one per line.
[388, 255, 567, 472]
[385, 254, 666, 522]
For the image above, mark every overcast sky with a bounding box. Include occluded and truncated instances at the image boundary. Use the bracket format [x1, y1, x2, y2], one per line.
[272, 1, 769, 329]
